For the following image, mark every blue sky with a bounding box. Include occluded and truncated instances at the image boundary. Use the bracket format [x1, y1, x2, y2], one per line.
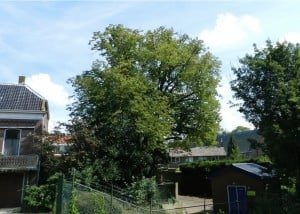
[0, 0, 299, 131]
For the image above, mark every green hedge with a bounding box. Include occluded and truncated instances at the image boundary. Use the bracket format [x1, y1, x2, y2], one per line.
[179, 156, 272, 170]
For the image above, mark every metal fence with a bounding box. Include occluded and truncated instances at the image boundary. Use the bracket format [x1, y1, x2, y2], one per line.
[55, 177, 214, 214]
[55, 175, 300, 214]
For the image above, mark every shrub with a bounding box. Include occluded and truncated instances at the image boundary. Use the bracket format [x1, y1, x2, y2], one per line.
[76, 191, 121, 214]
[69, 189, 79, 214]
[22, 173, 62, 212]
[22, 185, 53, 212]
[127, 177, 159, 205]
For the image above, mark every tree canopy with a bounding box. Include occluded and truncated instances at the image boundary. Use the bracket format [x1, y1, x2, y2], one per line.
[232, 126, 250, 133]
[227, 134, 240, 159]
[231, 40, 300, 194]
[68, 25, 220, 182]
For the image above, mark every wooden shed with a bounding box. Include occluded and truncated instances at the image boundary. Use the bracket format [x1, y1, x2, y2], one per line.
[211, 163, 272, 214]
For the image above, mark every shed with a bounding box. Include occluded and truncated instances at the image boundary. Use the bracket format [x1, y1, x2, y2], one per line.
[211, 163, 272, 214]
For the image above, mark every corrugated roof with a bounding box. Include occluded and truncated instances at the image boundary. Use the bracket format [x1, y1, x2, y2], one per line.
[0, 84, 45, 111]
[232, 163, 271, 178]
[169, 146, 226, 157]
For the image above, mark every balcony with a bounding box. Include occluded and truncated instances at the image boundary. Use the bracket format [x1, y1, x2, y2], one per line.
[0, 155, 39, 172]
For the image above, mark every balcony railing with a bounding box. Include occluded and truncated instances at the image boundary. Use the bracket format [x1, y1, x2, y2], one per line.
[0, 155, 39, 171]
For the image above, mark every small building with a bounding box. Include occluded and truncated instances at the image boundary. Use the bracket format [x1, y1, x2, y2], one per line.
[0, 76, 49, 208]
[169, 146, 226, 166]
[211, 163, 272, 214]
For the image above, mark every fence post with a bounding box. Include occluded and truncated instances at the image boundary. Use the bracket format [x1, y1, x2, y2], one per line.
[72, 168, 76, 189]
[150, 198, 152, 214]
[110, 182, 113, 214]
[55, 174, 63, 214]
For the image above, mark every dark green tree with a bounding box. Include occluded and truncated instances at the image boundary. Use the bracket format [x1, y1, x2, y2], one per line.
[227, 134, 240, 159]
[68, 25, 220, 183]
[231, 41, 300, 195]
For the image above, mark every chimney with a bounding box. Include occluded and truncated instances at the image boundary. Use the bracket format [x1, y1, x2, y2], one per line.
[18, 76, 26, 84]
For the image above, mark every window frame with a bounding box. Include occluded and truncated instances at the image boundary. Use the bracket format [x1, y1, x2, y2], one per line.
[1, 129, 22, 156]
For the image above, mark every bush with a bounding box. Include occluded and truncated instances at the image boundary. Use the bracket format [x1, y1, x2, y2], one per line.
[179, 156, 272, 171]
[22, 185, 53, 212]
[76, 191, 121, 214]
[126, 177, 159, 205]
[22, 173, 62, 212]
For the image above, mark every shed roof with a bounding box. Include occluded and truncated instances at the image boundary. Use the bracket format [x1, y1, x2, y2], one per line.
[0, 84, 47, 112]
[232, 163, 271, 178]
[169, 146, 226, 157]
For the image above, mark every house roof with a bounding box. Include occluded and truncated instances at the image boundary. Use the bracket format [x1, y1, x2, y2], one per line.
[217, 130, 263, 154]
[232, 163, 271, 178]
[0, 84, 48, 113]
[169, 146, 226, 158]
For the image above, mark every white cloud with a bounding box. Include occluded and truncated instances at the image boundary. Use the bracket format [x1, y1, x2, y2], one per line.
[27, 73, 70, 107]
[217, 78, 254, 132]
[280, 32, 300, 44]
[199, 13, 261, 51]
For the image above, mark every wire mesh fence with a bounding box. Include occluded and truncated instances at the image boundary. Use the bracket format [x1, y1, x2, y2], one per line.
[56, 178, 214, 214]
[55, 173, 300, 214]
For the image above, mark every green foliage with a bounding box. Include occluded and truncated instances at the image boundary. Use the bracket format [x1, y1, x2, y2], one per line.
[75, 166, 97, 186]
[68, 25, 220, 183]
[232, 126, 250, 133]
[33, 132, 69, 184]
[126, 177, 158, 205]
[69, 189, 79, 214]
[251, 192, 300, 214]
[76, 191, 121, 214]
[91, 193, 106, 214]
[22, 173, 61, 212]
[231, 40, 300, 194]
[180, 156, 271, 170]
[227, 134, 240, 159]
[22, 185, 53, 212]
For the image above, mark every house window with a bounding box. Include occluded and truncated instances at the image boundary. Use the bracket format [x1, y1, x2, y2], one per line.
[3, 129, 21, 155]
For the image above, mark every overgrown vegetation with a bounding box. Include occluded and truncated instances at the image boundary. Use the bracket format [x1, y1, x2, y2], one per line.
[231, 41, 300, 195]
[22, 173, 61, 212]
[126, 177, 158, 205]
[69, 189, 79, 214]
[180, 156, 272, 170]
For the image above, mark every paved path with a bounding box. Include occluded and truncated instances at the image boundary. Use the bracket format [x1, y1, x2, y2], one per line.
[0, 208, 20, 214]
[162, 195, 213, 214]
[177, 195, 213, 214]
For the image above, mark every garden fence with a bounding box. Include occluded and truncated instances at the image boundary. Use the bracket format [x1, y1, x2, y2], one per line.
[55, 176, 214, 214]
